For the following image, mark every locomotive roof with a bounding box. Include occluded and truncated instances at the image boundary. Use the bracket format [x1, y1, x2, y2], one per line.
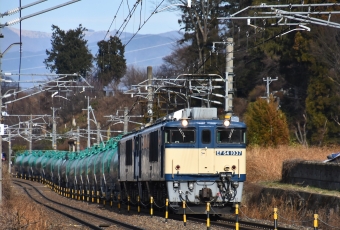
[163, 107, 218, 120]
[121, 107, 245, 138]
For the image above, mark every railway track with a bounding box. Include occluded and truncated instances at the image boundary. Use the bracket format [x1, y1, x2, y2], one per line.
[13, 178, 299, 230]
[186, 216, 299, 230]
[13, 179, 144, 230]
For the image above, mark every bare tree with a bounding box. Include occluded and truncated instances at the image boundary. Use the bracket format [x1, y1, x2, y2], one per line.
[294, 114, 308, 147]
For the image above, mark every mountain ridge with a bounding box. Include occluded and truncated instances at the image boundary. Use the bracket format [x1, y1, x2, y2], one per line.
[2, 27, 181, 73]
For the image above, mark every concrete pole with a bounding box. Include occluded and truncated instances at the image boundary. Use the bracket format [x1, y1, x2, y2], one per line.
[147, 66, 153, 123]
[0, 27, 3, 203]
[107, 126, 111, 141]
[263, 77, 278, 103]
[77, 126, 80, 152]
[8, 129, 11, 174]
[29, 114, 32, 152]
[0, 41, 3, 204]
[97, 122, 100, 146]
[266, 77, 270, 103]
[124, 107, 128, 134]
[52, 108, 57, 150]
[87, 96, 90, 148]
[225, 38, 234, 116]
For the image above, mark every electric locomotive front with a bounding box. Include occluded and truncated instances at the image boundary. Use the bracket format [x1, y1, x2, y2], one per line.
[164, 107, 246, 214]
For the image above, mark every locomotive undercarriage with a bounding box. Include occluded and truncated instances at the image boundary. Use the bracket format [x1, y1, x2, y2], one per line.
[167, 174, 242, 214]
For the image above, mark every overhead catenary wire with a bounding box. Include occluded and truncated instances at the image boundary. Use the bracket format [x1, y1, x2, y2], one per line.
[102, 0, 124, 41]
[123, 0, 167, 46]
[92, 0, 167, 76]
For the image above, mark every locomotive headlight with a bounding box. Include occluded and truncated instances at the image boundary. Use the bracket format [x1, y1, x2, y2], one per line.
[224, 166, 230, 171]
[181, 119, 188, 127]
[188, 182, 194, 191]
[223, 119, 230, 127]
[173, 181, 179, 188]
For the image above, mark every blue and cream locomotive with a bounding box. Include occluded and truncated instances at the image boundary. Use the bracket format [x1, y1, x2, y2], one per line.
[119, 107, 246, 214]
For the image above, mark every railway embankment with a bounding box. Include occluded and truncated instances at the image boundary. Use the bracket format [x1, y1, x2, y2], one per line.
[282, 159, 340, 190]
[244, 159, 340, 218]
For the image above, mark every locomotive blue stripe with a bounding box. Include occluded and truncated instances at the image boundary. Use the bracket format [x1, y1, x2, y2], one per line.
[165, 143, 246, 148]
[164, 174, 246, 181]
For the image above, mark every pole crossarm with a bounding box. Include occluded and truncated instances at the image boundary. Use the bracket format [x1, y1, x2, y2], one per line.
[218, 3, 340, 29]
[104, 113, 144, 125]
[1, 73, 93, 105]
[124, 74, 225, 110]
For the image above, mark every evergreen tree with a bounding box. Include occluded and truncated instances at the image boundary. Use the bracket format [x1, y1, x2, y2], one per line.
[44, 25, 93, 78]
[245, 96, 289, 146]
[95, 36, 126, 86]
[167, 0, 229, 73]
[306, 70, 340, 145]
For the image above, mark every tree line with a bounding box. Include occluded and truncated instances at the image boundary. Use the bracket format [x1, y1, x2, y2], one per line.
[5, 0, 340, 152]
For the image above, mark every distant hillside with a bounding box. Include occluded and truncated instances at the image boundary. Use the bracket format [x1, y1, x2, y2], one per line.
[1, 27, 181, 74]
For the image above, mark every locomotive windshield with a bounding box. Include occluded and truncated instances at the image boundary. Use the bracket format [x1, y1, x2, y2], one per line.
[165, 128, 195, 143]
[217, 128, 246, 144]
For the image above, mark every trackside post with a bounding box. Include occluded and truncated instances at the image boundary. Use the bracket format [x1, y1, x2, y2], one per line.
[235, 204, 239, 230]
[314, 214, 318, 230]
[274, 207, 278, 230]
[207, 202, 210, 230]
[165, 198, 168, 222]
[150, 196, 154, 217]
[183, 201, 186, 226]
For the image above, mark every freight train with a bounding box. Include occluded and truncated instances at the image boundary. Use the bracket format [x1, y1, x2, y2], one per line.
[14, 107, 246, 214]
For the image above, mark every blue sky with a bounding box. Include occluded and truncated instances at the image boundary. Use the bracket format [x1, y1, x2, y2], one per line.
[2, 0, 182, 34]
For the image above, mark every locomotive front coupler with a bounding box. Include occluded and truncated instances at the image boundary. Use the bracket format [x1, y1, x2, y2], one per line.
[219, 172, 232, 182]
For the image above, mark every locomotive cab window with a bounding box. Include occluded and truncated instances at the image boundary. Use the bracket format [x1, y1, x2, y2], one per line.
[125, 139, 133, 165]
[165, 128, 195, 143]
[217, 128, 246, 144]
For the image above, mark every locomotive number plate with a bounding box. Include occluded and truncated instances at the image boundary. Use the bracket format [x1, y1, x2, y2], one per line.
[216, 150, 242, 156]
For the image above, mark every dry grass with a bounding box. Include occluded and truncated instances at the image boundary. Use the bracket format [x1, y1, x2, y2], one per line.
[246, 145, 334, 183]
[243, 145, 340, 229]
[1, 165, 61, 230]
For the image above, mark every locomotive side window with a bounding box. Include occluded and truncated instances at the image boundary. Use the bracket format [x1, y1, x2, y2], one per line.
[165, 128, 195, 143]
[217, 128, 246, 144]
[201, 130, 211, 144]
[165, 130, 170, 143]
[125, 139, 133, 165]
[149, 130, 159, 162]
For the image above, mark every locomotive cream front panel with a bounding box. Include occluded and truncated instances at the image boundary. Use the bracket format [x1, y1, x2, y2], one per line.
[164, 147, 246, 205]
[164, 148, 246, 175]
